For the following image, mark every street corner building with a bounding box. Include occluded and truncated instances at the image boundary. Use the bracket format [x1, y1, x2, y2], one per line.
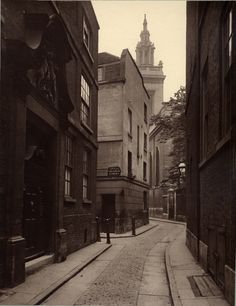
[96, 50, 150, 234]
[0, 1, 99, 288]
[186, 2, 235, 305]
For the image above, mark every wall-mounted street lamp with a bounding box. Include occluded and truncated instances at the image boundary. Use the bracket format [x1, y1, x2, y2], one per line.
[178, 162, 186, 176]
[178, 162, 186, 187]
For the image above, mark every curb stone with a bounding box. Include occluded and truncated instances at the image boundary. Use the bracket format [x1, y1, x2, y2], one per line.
[100, 223, 159, 239]
[150, 217, 186, 226]
[165, 229, 184, 306]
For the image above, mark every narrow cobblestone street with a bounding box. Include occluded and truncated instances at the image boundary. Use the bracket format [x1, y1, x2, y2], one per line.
[43, 222, 183, 305]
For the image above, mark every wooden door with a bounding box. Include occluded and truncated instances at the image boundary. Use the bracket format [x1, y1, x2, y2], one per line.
[101, 194, 116, 233]
[23, 146, 50, 261]
[208, 226, 225, 290]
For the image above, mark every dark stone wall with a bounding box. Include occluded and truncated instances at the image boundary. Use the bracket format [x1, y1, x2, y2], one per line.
[186, 2, 236, 303]
[1, 0, 99, 287]
[64, 214, 96, 254]
[199, 145, 231, 264]
[186, 1, 200, 246]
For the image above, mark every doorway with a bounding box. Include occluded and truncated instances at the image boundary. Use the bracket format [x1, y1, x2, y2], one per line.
[23, 116, 53, 261]
[168, 193, 175, 220]
[208, 226, 225, 290]
[101, 194, 116, 233]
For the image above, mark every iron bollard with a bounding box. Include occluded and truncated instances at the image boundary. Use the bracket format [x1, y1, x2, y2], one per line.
[106, 218, 111, 244]
[96, 216, 101, 242]
[132, 216, 136, 236]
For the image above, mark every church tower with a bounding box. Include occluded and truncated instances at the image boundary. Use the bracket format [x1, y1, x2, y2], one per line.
[136, 14, 165, 115]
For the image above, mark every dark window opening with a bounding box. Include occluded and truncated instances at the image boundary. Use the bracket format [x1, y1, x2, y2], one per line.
[128, 151, 132, 177]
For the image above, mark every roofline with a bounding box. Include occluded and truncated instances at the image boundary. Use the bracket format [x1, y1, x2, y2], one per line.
[90, 1, 100, 29]
[122, 48, 150, 99]
[149, 124, 162, 138]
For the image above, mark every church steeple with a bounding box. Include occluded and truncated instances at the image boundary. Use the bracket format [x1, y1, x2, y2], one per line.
[143, 14, 147, 31]
[140, 14, 150, 43]
[136, 14, 155, 67]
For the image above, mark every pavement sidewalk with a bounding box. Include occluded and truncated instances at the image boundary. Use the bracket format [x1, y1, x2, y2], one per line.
[0, 220, 230, 306]
[0, 221, 157, 305]
[0, 242, 111, 305]
[165, 226, 230, 306]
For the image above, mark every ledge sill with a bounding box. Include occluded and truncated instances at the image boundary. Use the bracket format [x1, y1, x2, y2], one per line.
[83, 199, 92, 205]
[81, 120, 94, 135]
[83, 40, 94, 63]
[64, 196, 77, 204]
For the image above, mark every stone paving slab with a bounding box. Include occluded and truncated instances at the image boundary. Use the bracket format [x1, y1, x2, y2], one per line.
[0, 242, 111, 305]
[165, 227, 230, 306]
[0, 221, 160, 305]
[137, 294, 171, 306]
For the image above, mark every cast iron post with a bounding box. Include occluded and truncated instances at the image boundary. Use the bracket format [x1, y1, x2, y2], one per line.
[106, 218, 111, 244]
[96, 216, 101, 242]
[132, 216, 136, 236]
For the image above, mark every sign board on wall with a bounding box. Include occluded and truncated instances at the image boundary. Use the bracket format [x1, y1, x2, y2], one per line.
[107, 167, 121, 177]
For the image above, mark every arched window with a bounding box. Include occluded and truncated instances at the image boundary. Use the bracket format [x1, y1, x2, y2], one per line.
[149, 152, 152, 186]
[155, 147, 160, 186]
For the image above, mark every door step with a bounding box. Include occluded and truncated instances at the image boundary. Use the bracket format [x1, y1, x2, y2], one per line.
[188, 274, 223, 297]
[25, 254, 54, 276]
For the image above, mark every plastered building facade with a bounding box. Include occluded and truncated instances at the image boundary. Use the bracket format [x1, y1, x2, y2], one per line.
[96, 50, 150, 233]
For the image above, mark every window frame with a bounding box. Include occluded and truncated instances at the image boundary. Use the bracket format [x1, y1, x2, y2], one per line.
[81, 74, 91, 127]
[143, 161, 147, 181]
[144, 103, 147, 123]
[137, 125, 140, 158]
[144, 132, 147, 152]
[128, 151, 132, 177]
[64, 135, 74, 197]
[82, 148, 90, 201]
[128, 108, 132, 136]
[83, 16, 91, 51]
[98, 67, 104, 82]
[220, 7, 233, 138]
[149, 152, 152, 186]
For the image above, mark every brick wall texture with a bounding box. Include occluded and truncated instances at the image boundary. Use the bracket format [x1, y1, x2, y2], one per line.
[186, 2, 236, 304]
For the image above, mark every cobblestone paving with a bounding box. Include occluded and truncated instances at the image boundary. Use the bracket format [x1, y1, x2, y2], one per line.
[75, 225, 175, 305]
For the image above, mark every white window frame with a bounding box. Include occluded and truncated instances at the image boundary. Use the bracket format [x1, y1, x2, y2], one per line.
[83, 17, 91, 51]
[82, 149, 90, 200]
[81, 75, 91, 126]
[65, 135, 73, 196]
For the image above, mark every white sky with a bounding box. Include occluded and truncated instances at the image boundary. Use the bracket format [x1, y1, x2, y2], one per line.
[92, 0, 186, 101]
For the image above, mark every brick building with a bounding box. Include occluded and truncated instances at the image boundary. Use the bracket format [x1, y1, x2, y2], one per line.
[186, 2, 235, 304]
[96, 50, 150, 233]
[1, 1, 99, 287]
